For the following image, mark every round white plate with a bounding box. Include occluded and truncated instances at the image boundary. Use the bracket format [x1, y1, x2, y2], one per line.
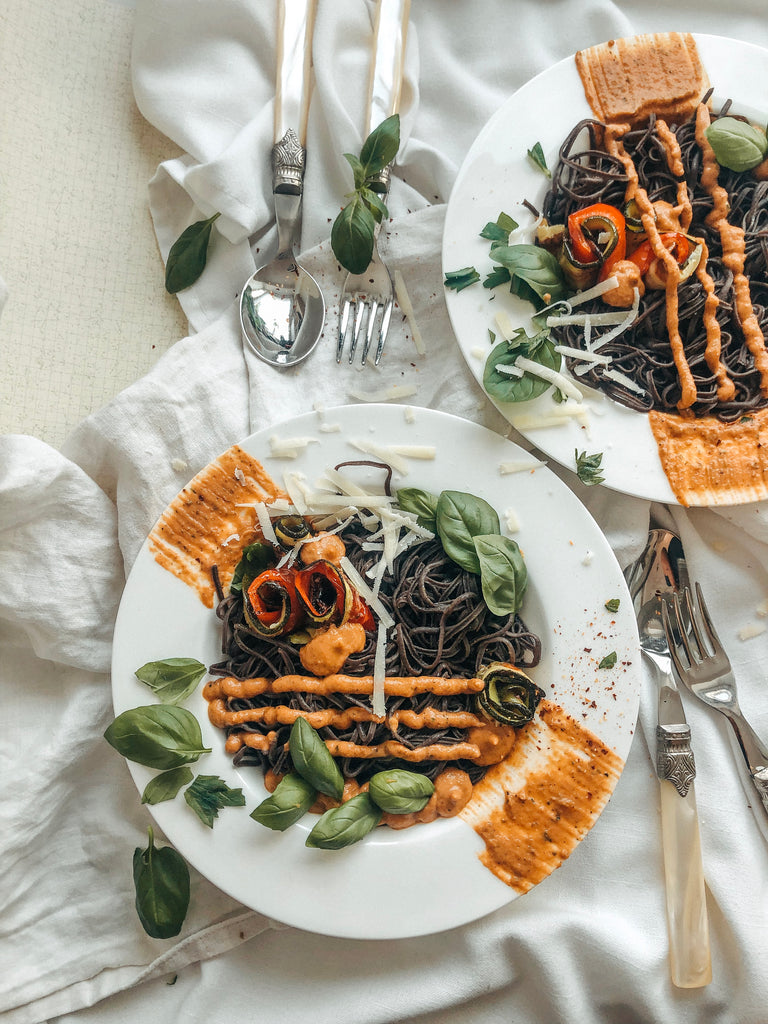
[443, 34, 768, 504]
[111, 404, 641, 939]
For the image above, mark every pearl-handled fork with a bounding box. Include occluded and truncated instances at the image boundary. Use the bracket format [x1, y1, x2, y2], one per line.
[336, 0, 410, 365]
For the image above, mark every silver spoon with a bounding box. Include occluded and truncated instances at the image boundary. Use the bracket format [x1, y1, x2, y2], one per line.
[240, 0, 324, 368]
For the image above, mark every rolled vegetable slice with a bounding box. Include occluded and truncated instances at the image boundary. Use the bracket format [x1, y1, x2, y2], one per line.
[244, 568, 302, 638]
[295, 560, 349, 626]
[476, 662, 545, 728]
[562, 203, 627, 288]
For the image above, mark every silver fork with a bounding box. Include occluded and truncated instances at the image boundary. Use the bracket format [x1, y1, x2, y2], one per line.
[663, 583, 768, 828]
[336, 207, 394, 366]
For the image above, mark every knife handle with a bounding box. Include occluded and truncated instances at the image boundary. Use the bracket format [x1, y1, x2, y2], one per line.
[659, 779, 712, 988]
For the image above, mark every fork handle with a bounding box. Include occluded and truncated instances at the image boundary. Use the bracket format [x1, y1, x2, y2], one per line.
[659, 779, 712, 988]
[723, 711, 768, 829]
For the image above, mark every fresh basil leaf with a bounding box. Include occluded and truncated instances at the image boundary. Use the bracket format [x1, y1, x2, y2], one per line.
[436, 490, 500, 576]
[305, 793, 382, 849]
[489, 243, 568, 307]
[289, 717, 344, 800]
[483, 266, 512, 290]
[135, 658, 206, 705]
[331, 196, 376, 274]
[527, 141, 551, 178]
[574, 449, 605, 486]
[368, 769, 434, 814]
[395, 486, 439, 531]
[359, 114, 400, 176]
[481, 211, 519, 243]
[230, 542, 275, 595]
[250, 772, 317, 831]
[605, 598, 621, 613]
[483, 336, 560, 404]
[133, 827, 190, 939]
[599, 651, 618, 669]
[361, 186, 389, 224]
[183, 775, 245, 828]
[444, 266, 481, 292]
[165, 213, 220, 295]
[343, 151, 366, 190]
[473, 534, 528, 616]
[141, 766, 194, 805]
[104, 705, 211, 770]
[705, 116, 768, 172]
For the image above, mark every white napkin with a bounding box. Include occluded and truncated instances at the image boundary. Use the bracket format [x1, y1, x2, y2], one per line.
[2, 2, 768, 1023]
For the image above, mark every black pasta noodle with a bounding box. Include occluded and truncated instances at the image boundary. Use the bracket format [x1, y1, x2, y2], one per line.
[541, 108, 768, 421]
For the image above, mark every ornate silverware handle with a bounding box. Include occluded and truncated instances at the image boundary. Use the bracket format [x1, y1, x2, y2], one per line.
[272, 0, 316, 195]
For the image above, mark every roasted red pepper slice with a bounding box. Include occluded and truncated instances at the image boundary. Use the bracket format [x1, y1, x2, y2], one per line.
[345, 590, 376, 632]
[295, 560, 348, 626]
[629, 232, 695, 275]
[244, 568, 302, 637]
[567, 203, 627, 278]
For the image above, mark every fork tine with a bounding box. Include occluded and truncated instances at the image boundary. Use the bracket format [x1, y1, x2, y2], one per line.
[360, 299, 380, 365]
[692, 581, 723, 653]
[373, 301, 393, 365]
[337, 298, 352, 362]
[663, 596, 691, 676]
[683, 586, 710, 660]
[347, 300, 366, 363]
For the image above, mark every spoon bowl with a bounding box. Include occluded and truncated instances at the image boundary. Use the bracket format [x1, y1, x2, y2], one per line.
[241, 249, 325, 367]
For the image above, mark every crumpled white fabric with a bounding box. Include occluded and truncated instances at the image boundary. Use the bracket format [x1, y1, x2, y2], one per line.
[2, 2, 767, 1023]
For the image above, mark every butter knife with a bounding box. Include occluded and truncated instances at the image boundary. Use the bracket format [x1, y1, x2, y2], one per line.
[625, 526, 712, 988]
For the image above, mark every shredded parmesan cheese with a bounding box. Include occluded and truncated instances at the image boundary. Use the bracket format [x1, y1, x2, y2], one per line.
[338, 555, 395, 629]
[498, 458, 546, 475]
[372, 621, 388, 717]
[393, 269, 425, 356]
[738, 622, 766, 641]
[254, 502, 278, 545]
[268, 435, 319, 459]
[602, 367, 647, 396]
[348, 383, 419, 403]
[513, 356, 584, 402]
[554, 344, 611, 365]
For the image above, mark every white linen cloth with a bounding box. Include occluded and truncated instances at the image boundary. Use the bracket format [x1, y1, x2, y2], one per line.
[1, 1, 767, 1022]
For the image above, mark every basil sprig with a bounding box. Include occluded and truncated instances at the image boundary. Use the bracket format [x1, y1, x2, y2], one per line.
[527, 141, 551, 178]
[574, 449, 605, 486]
[165, 212, 220, 294]
[331, 114, 400, 274]
[484, 329, 561, 404]
[705, 116, 768, 172]
[251, 773, 317, 831]
[104, 705, 211, 770]
[289, 716, 345, 800]
[141, 766, 194, 805]
[397, 488, 528, 616]
[368, 769, 434, 814]
[133, 827, 190, 939]
[305, 793, 382, 850]
[135, 658, 207, 705]
[485, 244, 568, 308]
[183, 775, 245, 828]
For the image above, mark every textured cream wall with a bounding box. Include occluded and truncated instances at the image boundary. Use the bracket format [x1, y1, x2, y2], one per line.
[0, 0, 187, 448]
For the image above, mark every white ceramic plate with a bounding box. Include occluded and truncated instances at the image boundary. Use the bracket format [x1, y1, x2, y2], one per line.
[443, 34, 768, 504]
[111, 404, 641, 939]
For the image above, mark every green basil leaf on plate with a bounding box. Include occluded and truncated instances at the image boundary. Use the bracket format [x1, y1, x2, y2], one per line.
[104, 705, 211, 770]
[483, 336, 561, 404]
[250, 773, 317, 831]
[705, 116, 768, 171]
[305, 793, 382, 850]
[289, 717, 345, 800]
[141, 766, 194, 805]
[473, 534, 528, 615]
[395, 486, 439, 531]
[135, 658, 207, 705]
[183, 775, 246, 828]
[368, 769, 434, 814]
[488, 243, 568, 307]
[436, 490, 500, 575]
[133, 827, 190, 939]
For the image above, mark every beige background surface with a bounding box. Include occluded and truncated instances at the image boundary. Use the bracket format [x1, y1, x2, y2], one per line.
[0, 0, 187, 448]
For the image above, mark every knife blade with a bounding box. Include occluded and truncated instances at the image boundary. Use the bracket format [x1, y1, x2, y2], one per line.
[625, 524, 712, 988]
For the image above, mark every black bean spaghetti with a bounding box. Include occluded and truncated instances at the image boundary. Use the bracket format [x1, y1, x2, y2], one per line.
[209, 519, 541, 784]
[541, 106, 768, 421]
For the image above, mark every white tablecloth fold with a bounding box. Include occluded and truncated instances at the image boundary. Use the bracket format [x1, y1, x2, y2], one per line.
[1, 3, 767, 1023]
